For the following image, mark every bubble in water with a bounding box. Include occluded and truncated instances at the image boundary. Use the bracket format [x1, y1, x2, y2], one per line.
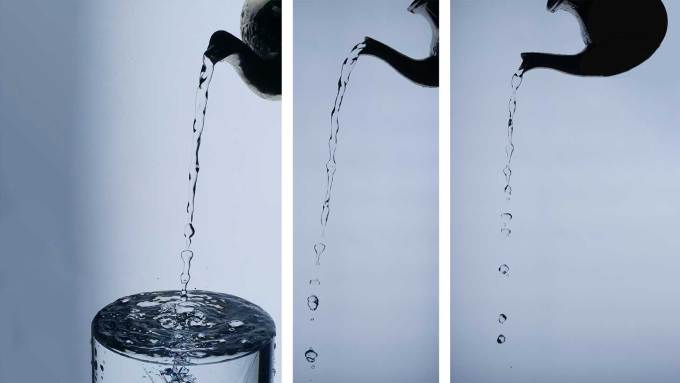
[498, 264, 510, 276]
[305, 348, 318, 363]
[307, 295, 319, 311]
[497, 334, 506, 344]
[498, 313, 507, 324]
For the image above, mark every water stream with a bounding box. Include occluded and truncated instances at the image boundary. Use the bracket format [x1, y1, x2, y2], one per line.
[305, 41, 366, 375]
[497, 68, 524, 346]
[180, 55, 215, 299]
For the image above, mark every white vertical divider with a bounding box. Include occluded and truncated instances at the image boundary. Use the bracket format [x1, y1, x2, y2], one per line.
[281, 0, 293, 382]
[439, 0, 452, 382]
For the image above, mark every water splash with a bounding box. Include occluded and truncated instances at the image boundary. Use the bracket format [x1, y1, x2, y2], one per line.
[179, 55, 215, 299]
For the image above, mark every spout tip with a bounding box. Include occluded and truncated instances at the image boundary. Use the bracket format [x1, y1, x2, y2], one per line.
[408, 0, 427, 13]
[547, 0, 563, 13]
[205, 30, 241, 64]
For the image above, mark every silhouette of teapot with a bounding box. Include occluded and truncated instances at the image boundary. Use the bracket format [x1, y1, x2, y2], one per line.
[521, 0, 667, 76]
[360, 0, 439, 87]
[205, 0, 281, 99]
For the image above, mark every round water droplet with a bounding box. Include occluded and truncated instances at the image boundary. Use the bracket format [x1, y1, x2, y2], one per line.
[498, 264, 510, 276]
[497, 334, 506, 344]
[307, 295, 319, 311]
[305, 348, 318, 363]
[498, 313, 507, 324]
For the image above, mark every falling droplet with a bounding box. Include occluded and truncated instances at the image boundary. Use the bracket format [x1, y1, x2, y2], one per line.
[498, 313, 507, 324]
[500, 213, 513, 237]
[305, 348, 318, 363]
[314, 242, 326, 265]
[497, 334, 506, 344]
[498, 264, 510, 276]
[307, 295, 319, 311]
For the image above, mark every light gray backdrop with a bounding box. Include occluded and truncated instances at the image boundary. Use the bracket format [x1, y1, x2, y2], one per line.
[0, 1, 280, 382]
[294, 1, 438, 382]
[453, 1, 680, 382]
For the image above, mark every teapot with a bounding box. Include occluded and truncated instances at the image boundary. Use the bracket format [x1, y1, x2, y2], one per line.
[204, 0, 281, 99]
[520, 0, 667, 76]
[360, 0, 439, 87]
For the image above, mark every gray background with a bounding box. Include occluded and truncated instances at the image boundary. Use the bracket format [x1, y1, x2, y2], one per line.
[453, 1, 680, 382]
[294, 1, 438, 382]
[0, 1, 280, 382]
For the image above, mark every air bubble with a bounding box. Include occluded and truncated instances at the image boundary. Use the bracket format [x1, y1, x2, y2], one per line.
[498, 313, 507, 324]
[497, 334, 506, 344]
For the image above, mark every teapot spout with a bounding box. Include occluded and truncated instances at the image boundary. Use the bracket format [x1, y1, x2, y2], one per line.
[204, 30, 281, 99]
[360, 37, 438, 87]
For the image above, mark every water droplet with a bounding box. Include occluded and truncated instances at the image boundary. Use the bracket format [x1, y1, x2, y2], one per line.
[498, 314, 507, 324]
[500, 213, 512, 237]
[307, 295, 319, 311]
[498, 264, 510, 276]
[305, 348, 318, 363]
[511, 71, 523, 90]
[314, 242, 326, 265]
[497, 334, 506, 344]
[309, 278, 321, 286]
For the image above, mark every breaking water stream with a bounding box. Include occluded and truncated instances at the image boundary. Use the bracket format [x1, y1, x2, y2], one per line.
[304, 41, 366, 378]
